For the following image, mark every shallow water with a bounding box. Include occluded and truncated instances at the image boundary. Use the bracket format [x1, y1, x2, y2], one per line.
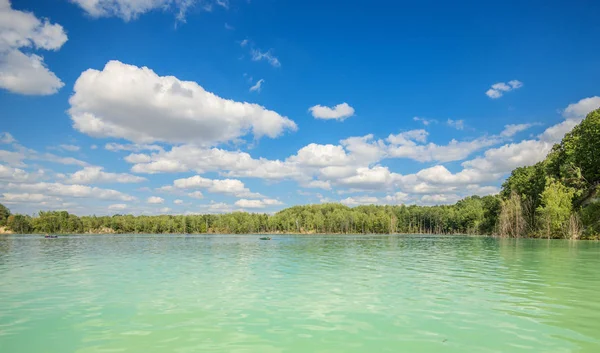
[1, 234, 599, 352]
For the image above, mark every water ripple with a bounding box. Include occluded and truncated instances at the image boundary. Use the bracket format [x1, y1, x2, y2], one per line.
[0, 234, 599, 352]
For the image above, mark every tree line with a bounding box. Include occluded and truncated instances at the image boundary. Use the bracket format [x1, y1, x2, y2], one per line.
[1, 109, 599, 239]
[0, 198, 499, 236]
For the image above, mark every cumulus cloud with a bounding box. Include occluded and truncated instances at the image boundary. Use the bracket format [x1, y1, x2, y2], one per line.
[420, 194, 462, 205]
[340, 196, 379, 206]
[69, 61, 297, 145]
[174, 199, 184, 204]
[0, 164, 42, 183]
[485, 80, 523, 99]
[288, 143, 350, 167]
[234, 198, 283, 209]
[108, 203, 127, 210]
[105, 143, 164, 152]
[0, 0, 67, 95]
[188, 191, 204, 199]
[65, 166, 147, 184]
[309, 103, 355, 121]
[1, 193, 62, 203]
[500, 123, 534, 137]
[6, 182, 136, 201]
[562, 96, 600, 120]
[387, 132, 500, 163]
[147, 196, 164, 204]
[172, 175, 263, 198]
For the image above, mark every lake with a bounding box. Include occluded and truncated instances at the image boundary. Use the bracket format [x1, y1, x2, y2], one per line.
[1, 234, 599, 352]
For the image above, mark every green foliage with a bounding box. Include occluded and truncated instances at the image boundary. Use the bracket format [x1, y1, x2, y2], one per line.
[498, 108, 600, 239]
[581, 201, 600, 239]
[0, 203, 10, 226]
[555, 109, 600, 185]
[6, 214, 32, 233]
[536, 178, 576, 238]
[5, 201, 501, 236]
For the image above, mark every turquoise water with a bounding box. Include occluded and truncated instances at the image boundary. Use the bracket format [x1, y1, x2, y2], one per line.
[1, 235, 599, 352]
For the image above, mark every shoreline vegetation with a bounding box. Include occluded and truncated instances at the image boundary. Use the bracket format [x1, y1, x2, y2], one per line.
[1, 109, 599, 240]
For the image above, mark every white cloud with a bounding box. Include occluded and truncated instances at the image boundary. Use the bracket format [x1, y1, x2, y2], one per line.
[124, 153, 153, 164]
[188, 191, 204, 199]
[173, 175, 263, 198]
[174, 199, 184, 204]
[387, 134, 500, 163]
[447, 119, 465, 130]
[0, 0, 67, 95]
[0, 149, 25, 166]
[0, 132, 16, 144]
[69, 0, 218, 22]
[0, 164, 41, 183]
[6, 182, 136, 201]
[337, 166, 397, 190]
[1, 193, 61, 203]
[382, 192, 410, 205]
[309, 103, 355, 121]
[305, 180, 332, 190]
[69, 61, 297, 145]
[463, 139, 552, 175]
[387, 129, 428, 145]
[224, 22, 234, 30]
[501, 123, 534, 137]
[108, 203, 127, 210]
[40, 153, 89, 167]
[52, 144, 80, 152]
[105, 142, 164, 152]
[413, 117, 436, 126]
[420, 194, 462, 205]
[249, 78, 264, 93]
[288, 143, 350, 167]
[65, 166, 147, 184]
[250, 48, 281, 67]
[0, 50, 64, 95]
[234, 198, 283, 209]
[415, 165, 496, 186]
[0, 145, 88, 167]
[147, 196, 164, 204]
[240, 39, 249, 47]
[90, 144, 98, 150]
[340, 196, 379, 206]
[562, 96, 600, 120]
[485, 80, 523, 99]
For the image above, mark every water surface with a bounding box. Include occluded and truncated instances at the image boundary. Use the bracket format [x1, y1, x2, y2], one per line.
[1, 235, 599, 352]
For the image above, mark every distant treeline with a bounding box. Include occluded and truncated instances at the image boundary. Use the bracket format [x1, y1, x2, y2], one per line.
[0, 198, 499, 236]
[1, 109, 599, 239]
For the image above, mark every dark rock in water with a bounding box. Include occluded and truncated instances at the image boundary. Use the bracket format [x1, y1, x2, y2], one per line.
[259, 237, 272, 240]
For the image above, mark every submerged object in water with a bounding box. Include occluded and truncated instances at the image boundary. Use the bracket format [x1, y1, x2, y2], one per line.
[44, 235, 58, 239]
[259, 237, 272, 240]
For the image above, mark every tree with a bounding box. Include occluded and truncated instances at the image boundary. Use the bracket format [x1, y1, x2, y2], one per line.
[0, 203, 10, 226]
[536, 178, 575, 238]
[7, 214, 32, 233]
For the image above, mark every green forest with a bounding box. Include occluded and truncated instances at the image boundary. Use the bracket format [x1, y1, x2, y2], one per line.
[2, 109, 599, 239]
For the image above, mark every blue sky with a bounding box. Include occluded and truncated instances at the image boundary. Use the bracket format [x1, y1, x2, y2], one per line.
[1, 0, 599, 215]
